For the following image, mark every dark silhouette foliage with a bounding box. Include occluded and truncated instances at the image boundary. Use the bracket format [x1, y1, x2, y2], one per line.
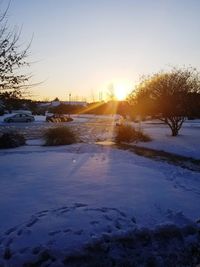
[0, 132, 25, 148]
[49, 104, 84, 115]
[0, 5, 31, 101]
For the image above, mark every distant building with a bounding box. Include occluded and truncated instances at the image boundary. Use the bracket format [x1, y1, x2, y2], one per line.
[38, 102, 51, 108]
[51, 101, 60, 107]
[61, 101, 87, 107]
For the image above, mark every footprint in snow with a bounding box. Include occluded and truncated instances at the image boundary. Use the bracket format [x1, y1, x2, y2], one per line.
[26, 217, 39, 227]
[0, 204, 137, 266]
[5, 226, 17, 236]
[104, 214, 113, 221]
[48, 230, 61, 236]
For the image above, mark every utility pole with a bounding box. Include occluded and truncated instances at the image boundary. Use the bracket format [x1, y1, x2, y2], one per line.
[69, 93, 71, 104]
[68, 93, 71, 118]
[99, 91, 103, 101]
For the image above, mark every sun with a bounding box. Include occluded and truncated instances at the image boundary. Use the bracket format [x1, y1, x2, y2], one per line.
[115, 84, 129, 100]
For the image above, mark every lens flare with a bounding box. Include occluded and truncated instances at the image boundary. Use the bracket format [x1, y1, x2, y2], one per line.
[115, 84, 130, 100]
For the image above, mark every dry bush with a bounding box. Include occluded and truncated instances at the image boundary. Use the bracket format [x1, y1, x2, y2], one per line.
[43, 126, 76, 146]
[0, 132, 25, 148]
[115, 124, 151, 143]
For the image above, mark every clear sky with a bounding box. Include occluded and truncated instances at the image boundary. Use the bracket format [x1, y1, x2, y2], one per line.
[6, 0, 200, 101]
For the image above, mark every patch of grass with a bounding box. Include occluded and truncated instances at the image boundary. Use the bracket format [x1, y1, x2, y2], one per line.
[115, 124, 151, 143]
[135, 228, 152, 246]
[0, 132, 25, 148]
[154, 224, 183, 242]
[43, 126, 77, 146]
[116, 143, 200, 172]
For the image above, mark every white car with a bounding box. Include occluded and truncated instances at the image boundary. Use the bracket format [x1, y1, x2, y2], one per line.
[4, 113, 35, 123]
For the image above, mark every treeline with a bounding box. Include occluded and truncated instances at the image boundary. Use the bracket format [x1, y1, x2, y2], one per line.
[0, 92, 38, 115]
[0, 93, 134, 117]
[49, 101, 132, 117]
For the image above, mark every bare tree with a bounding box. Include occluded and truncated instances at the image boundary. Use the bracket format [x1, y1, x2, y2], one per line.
[107, 83, 116, 101]
[128, 67, 200, 136]
[0, 5, 31, 98]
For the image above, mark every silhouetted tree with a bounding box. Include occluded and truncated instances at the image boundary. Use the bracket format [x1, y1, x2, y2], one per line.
[117, 101, 132, 118]
[0, 91, 21, 111]
[107, 84, 116, 101]
[0, 5, 31, 97]
[0, 91, 39, 112]
[129, 67, 200, 136]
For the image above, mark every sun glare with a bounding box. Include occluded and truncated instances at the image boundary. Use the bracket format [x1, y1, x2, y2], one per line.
[115, 83, 130, 100]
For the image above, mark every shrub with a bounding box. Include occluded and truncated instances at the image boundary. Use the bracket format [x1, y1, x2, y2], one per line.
[43, 126, 76, 146]
[115, 124, 151, 143]
[154, 224, 183, 241]
[0, 132, 25, 148]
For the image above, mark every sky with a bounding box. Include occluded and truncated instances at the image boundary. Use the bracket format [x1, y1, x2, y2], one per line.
[5, 0, 200, 101]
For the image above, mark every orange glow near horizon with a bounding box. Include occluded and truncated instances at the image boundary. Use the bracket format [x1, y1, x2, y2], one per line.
[115, 85, 128, 100]
[31, 80, 133, 102]
[114, 81, 132, 101]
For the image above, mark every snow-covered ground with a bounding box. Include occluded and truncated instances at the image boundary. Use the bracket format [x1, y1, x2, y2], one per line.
[0, 114, 120, 124]
[0, 143, 200, 265]
[132, 120, 200, 159]
[1, 143, 199, 231]
[1, 114, 200, 159]
[0, 114, 119, 141]
[0, 115, 200, 265]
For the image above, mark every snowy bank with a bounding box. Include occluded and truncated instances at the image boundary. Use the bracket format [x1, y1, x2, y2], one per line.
[134, 120, 200, 159]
